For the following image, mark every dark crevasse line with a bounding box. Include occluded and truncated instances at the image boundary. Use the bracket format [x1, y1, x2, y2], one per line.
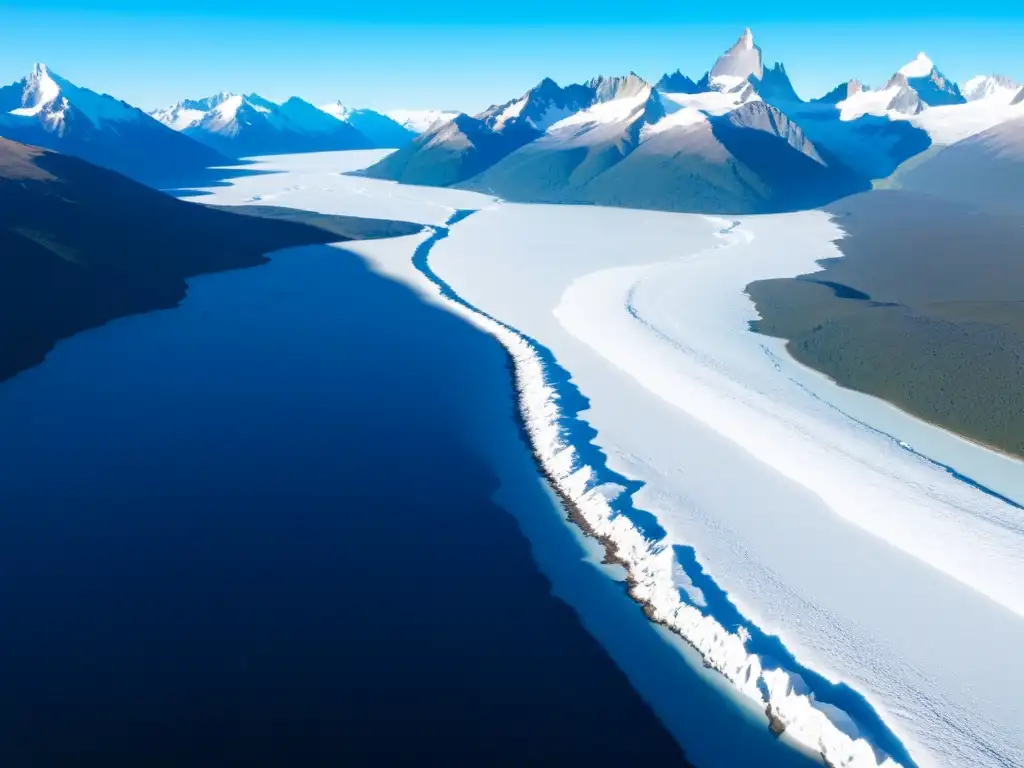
[416, 210, 915, 768]
[758, 344, 1024, 519]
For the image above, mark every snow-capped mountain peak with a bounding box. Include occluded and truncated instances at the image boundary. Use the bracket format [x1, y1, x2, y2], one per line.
[963, 74, 1021, 103]
[710, 28, 763, 86]
[899, 52, 935, 79]
[588, 72, 650, 102]
[0, 65, 229, 181]
[317, 101, 416, 147]
[15, 63, 61, 116]
[149, 91, 375, 155]
[5, 63, 139, 130]
[386, 109, 460, 133]
[894, 54, 964, 106]
[319, 100, 353, 121]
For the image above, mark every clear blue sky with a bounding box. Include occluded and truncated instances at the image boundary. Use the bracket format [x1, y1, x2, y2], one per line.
[1, 1, 1022, 112]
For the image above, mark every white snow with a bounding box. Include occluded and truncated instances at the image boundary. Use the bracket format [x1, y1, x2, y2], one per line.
[710, 28, 763, 83]
[835, 84, 908, 120]
[963, 75, 1020, 103]
[492, 96, 527, 128]
[318, 101, 350, 121]
[175, 150, 493, 226]
[427, 204, 1024, 768]
[386, 108, 459, 133]
[835, 79, 1024, 146]
[7, 63, 137, 128]
[641, 106, 708, 136]
[911, 98, 1024, 146]
[660, 87, 760, 117]
[10, 63, 60, 117]
[150, 104, 206, 131]
[203, 94, 245, 133]
[546, 88, 652, 134]
[182, 150, 1024, 768]
[898, 53, 935, 79]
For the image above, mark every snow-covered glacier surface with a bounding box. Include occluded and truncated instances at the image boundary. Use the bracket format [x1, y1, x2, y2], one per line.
[189, 153, 1024, 768]
[427, 205, 1024, 768]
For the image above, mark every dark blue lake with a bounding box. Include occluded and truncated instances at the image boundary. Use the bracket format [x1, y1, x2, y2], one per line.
[0, 243, 819, 767]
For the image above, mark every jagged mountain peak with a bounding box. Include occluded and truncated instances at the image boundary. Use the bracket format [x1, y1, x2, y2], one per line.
[5, 63, 139, 128]
[317, 102, 415, 147]
[655, 70, 700, 94]
[816, 79, 865, 104]
[963, 75, 1021, 102]
[0, 67, 228, 182]
[18, 63, 62, 113]
[149, 90, 374, 154]
[724, 99, 824, 164]
[711, 27, 763, 83]
[885, 72, 911, 90]
[753, 61, 801, 104]
[893, 53, 964, 106]
[531, 76, 561, 93]
[587, 72, 650, 102]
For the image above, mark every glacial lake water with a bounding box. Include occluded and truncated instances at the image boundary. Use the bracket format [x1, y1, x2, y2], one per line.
[0, 242, 819, 767]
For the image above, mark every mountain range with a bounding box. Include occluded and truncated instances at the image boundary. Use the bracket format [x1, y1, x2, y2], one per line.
[0, 64, 228, 184]
[1, 32, 1021, 214]
[150, 93, 419, 156]
[0, 63, 432, 183]
[360, 29, 1024, 214]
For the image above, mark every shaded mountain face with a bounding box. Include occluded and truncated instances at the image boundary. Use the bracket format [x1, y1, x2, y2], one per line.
[360, 111, 544, 187]
[0, 137, 419, 382]
[0, 64, 228, 184]
[751, 63, 801, 104]
[152, 93, 372, 157]
[708, 102, 869, 210]
[460, 95, 868, 214]
[362, 27, 1024, 209]
[898, 53, 965, 106]
[319, 103, 416, 147]
[1014, 88, 1024, 106]
[457, 84, 665, 201]
[898, 115, 1024, 215]
[815, 80, 864, 104]
[655, 70, 700, 94]
[366, 35, 876, 214]
[361, 74, 651, 187]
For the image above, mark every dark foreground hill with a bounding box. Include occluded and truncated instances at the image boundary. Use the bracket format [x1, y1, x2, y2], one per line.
[0, 138, 419, 382]
[747, 190, 1024, 457]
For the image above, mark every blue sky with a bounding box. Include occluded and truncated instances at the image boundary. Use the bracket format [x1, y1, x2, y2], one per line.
[1, 2, 1022, 112]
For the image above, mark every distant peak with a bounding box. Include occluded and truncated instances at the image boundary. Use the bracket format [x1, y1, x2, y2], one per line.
[711, 27, 763, 82]
[899, 52, 935, 79]
[588, 72, 650, 102]
[18, 61, 62, 114]
[27, 62, 61, 85]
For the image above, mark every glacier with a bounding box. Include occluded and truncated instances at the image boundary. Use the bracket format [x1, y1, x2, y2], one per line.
[186, 151, 1024, 768]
